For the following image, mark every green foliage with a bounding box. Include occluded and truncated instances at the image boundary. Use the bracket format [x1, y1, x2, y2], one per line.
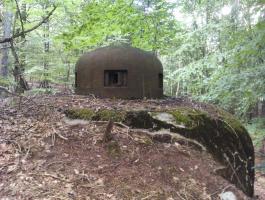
[0, 77, 12, 87]
[58, 0, 181, 53]
[162, 0, 265, 119]
[246, 118, 265, 147]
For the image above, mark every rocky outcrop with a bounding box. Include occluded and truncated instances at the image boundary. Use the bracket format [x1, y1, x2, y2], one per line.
[64, 107, 255, 197]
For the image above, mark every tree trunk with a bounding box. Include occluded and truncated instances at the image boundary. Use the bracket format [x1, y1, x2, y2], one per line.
[20, 3, 27, 74]
[0, 11, 12, 77]
[10, 40, 29, 92]
[10, 1, 29, 93]
[39, 4, 50, 88]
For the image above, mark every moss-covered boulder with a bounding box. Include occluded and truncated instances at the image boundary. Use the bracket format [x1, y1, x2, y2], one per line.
[64, 107, 254, 197]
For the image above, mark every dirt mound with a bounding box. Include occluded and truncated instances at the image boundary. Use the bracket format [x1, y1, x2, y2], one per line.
[0, 93, 260, 199]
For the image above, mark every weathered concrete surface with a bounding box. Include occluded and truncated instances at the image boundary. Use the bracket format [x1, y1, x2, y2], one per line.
[75, 46, 163, 99]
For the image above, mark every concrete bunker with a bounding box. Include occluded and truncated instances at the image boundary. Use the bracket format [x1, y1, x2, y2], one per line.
[75, 46, 163, 99]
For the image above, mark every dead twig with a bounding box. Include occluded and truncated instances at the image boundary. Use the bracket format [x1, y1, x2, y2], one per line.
[210, 184, 232, 197]
[29, 172, 72, 183]
[50, 126, 68, 141]
[45, 161, 65, 168]
[55, 132, 68, 140]
[102, 120, 114, 142]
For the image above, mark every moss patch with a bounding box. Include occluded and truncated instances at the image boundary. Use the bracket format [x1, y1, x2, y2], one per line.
[169, 107, 208, 129]
[217, 109, 245, 133]
[64, 108, 95, 120]
[94, 109, 126, 122]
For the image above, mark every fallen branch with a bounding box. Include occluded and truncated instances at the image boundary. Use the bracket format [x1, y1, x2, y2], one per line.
[0, 5, 57, 44]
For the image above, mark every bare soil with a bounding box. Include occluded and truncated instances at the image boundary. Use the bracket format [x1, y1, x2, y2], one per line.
[0, 92, 264, 199]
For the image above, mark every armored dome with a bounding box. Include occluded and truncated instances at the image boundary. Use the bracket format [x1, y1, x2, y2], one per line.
[75, 46, 163, 99]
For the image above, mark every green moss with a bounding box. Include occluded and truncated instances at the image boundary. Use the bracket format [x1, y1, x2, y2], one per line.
[64, 107, 244, 135]
[168, 106, 246, 135]
[169, 107, 208, 128]
[95, 109, 126, 122]
[217, 109, 245, 133]
[65, 108, 95, 120]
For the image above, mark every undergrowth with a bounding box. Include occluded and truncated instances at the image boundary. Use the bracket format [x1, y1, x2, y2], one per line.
[245, 117, 265, 172]
[245, 117, 265, 148]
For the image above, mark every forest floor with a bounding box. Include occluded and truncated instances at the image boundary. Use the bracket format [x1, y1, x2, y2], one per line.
[0, 90, 264, 199]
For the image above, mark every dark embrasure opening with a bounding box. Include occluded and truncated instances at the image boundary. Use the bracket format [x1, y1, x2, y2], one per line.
[104, 70, 128, 87]
[159, 73, 163, 88]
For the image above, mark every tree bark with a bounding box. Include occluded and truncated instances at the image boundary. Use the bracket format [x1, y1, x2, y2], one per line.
[19, 2, 27, 75]
[39, 4, 51, 88]
[0, 11, 12, 77]
[11, 1, 29, 92]
[10, 40, 29, 92]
